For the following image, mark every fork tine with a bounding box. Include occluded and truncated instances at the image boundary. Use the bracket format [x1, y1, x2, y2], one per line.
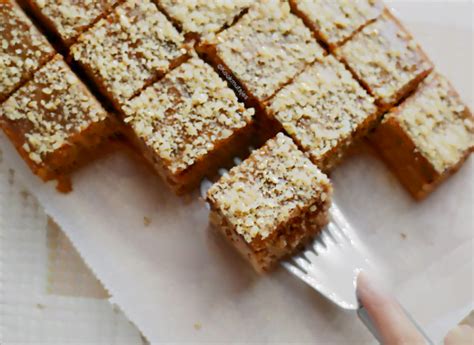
[291, 255, 313, 272]
[325, 224, 341, 245]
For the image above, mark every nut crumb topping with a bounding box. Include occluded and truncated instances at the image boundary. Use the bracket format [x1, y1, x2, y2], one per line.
[291, 0, 383, 46]
[268, 55, 377, 166]
[71, 0, 186, 105]
[388, 73, 474, 173]
[335, 11, 432, 105]
[158, 0, 252, 37]
[29, 0, 120, 44]
[124, 57, 254, 174]
[208, 0, 324, 101]
[0, 55, 108, 165]
[0, 1, 54, 100]
[207, 133, 331, 243]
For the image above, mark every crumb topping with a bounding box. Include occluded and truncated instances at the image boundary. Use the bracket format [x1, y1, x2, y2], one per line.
[70, 0, 186, 105]
[335, 11, 432, 105]
[291, 0, 383, 46]
[268, 55, 377, 163]
[124, 57, 254, 174]
[390, 74, 474, 173]
[158, 0, 252, 37]
[0, 1, 54, 99]
[31, 0, 119, 43]
[0, 55, 108, 165]
[207, 133, 331, 243]
[210, 0, 324, 101]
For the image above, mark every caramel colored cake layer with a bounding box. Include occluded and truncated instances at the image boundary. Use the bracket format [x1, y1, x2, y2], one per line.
[199, 0, 324, 108]
[334, 10, 432, 109]
[70, 0, 187, 109]
[0, 0, 54, 102]
[124, 57, 254, 194]
[207, 133, 332, 272]
[156, 0, 252, 37]
[0, 55, 113, 182]
[19, 0, 121, 47]
[371, 73, 473, 199]
[290, 0, 383, 50]
[267, 55, 379, 171]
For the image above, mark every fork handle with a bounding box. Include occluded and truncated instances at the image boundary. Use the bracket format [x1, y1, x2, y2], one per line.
[357, 306, 434, 344]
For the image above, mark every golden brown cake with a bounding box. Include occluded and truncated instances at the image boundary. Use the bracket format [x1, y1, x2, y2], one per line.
[70, 0, 188, 110]
[198, 0, 324, 121]
[18, 0, 121, 47]
[289, 0, 384, 50]
[0, 55, 114, 185]
[207, 133, 332, 272]
[370, 73, 473, 199]
[155, 0, 252, 38]
[0, 0, 55, 103]
[334, 10, 433, 109]
[267, 55, 379, 172]
[123, 57, 255, 194]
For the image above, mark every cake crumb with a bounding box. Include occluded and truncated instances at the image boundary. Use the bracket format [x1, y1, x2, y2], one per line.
[400, 233, 407, 240]
[36, 303, 45, 309]
[193, 322, 202, 331]
[143, 216, 151, 227]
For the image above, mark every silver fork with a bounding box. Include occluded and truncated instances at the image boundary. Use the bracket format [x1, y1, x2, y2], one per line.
[201, 163, 432, 344]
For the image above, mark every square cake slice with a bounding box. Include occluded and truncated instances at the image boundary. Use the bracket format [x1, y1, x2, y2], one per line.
[70, 0, 187, 110]
[334, 10, 433, 109]
[199, 0, 324, 113]
[155, 0, 252, 38]
[0, 0, 55, 103]
[370, 73, 473, 200]
[123, 57, 255, 194]
[267, 55, 379, 171]
[207, 133, 332, 272]
[18, 0, 121, 47]
[290, 0, 384, 50]
[0, 55, 114, 185]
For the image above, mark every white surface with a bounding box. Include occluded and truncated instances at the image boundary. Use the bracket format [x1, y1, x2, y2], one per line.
[0, 154, 143, 344]
[0, 1, 473, 344]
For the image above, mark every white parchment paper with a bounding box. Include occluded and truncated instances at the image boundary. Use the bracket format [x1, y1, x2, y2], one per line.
[1, 1, 472, 343]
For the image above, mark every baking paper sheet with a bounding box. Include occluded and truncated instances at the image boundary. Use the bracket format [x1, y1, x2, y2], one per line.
[1, 1, 473, 343]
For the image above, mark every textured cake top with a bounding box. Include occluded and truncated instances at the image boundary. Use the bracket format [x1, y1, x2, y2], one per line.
[158, 0, 252, 37]
[389, 74, 474, 173]
[71, 0, 186, 105]
[291, 0, 383, 47]
[335, 11, 432, 105]
[0, 55, 108, 165]
[211, 0, 324, 101]
[30, 0, 119, 45]
[124, 57, 254, 175]
[207, 133, 331, 243]
[0, 1, 54, 99]
[268, 55, 377, 165]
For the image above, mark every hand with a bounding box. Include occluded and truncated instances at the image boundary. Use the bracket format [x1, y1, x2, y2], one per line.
[357, 273, 427, 345]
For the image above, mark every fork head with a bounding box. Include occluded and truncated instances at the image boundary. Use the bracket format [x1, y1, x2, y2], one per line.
[283, 202, 382, 310]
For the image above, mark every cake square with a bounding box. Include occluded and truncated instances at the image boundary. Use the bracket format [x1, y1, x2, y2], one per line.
[370, 73, 473, 200]
[18, 0, 121, 47]
[199, 0, 324, 113]
[123, 57, 255, 194]
[0, 0, 55, 103]
[207, 133, 332, 272]
[289, 0, 384, 50]
[334, 10, 433, 109]
[0, 55, 114, 184]
[267, 55, 379, 172]
[70, 0, 187, 110]
[155, 0, 252, 38]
